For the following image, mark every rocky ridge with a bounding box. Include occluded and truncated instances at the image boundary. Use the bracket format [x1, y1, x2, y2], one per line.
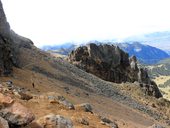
[0, 0, 169, 127]
[116, 42, 170, 64]
[68, 43, 162, 98]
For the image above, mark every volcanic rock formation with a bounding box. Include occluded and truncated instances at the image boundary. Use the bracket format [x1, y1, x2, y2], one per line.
[0, 0, 33, 76]
[68, 43, 162, 98]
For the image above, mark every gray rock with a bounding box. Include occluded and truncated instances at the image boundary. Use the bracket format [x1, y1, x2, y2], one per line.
[47, 95, 75, 110]
[18, 91, 33, 101]
[129, 55, 138, 70]
[148, 124, 165, 128]
[101, 117, 113, 124]
[78, 118, 89, 125]
[76, 103, 93, 112]
[110, 123, 118, 128]
[0, 0, 34, 76]
[59, 100, 75, 110]
[100, 117, 118, 128]
[37, 114, 73, 128]
[0, 94, 35, 127]
[0, 117, 9, 128]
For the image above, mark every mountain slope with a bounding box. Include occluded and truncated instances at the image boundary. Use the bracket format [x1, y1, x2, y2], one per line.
[116, 42, 169, 64]
[0, 0, 169, 127]
[17, 46, 168, 126]
[14, 44, 169, 127]
[42, 43, 77, 55]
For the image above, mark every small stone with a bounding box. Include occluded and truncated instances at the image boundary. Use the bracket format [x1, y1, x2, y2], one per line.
[59, 100, 75, 110]
[166, 120, 170, 126]
[6, 81, 13, 85]
[76, 103, 93, 113]
[110, 123, 118, 128]
[100, 117, 118, 128]
[78, 118, 89, 125]
[148, 124, 165, 128]
[0, 93, 14, 106]
[151, 103, 156, 108]
[101, 117, 113, 124]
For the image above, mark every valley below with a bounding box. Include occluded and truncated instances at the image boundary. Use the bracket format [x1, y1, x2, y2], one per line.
[152, 76, 170, 101]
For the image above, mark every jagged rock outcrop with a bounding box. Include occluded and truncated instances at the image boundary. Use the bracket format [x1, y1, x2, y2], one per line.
[0, 0, 33, 75]
[68, 43, 162, 98]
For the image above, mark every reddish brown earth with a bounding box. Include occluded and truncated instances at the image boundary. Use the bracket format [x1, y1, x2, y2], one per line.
[0, 65, 167, 128]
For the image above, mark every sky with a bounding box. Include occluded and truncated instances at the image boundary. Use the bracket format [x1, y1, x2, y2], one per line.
[1, 0, 170, 47]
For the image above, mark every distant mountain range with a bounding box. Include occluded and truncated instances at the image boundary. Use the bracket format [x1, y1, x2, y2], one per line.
[123, 31, 170, 52]
[42, 43, 77, 55]
[42, 42, 170, 64]
[116, 42, 170, 64]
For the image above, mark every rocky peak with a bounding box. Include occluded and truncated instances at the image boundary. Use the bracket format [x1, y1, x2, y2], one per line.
[129, 55, 138, 70]
[0, 1, 10, 37]
[68, 43, 162, 98]
[0, 0, 33, 75]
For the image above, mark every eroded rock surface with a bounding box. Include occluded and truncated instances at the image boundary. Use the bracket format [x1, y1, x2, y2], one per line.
[0, 0, 33, 76]
[68, 43, 162, 98]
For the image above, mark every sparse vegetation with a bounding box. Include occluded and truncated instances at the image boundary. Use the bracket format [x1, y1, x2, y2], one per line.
[159, 79, 170, 88]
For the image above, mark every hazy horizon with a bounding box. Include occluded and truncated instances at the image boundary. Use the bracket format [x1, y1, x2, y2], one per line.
[2, 0, 170, 47]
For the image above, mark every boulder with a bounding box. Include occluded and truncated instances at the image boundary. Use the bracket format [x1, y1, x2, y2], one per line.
[36, 114, 73, 128]
[0, 117, 9, 128]
[0, 93, 35, 127]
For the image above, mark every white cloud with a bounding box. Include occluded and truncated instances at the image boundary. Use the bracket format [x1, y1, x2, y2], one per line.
[1, 0, 170, 47]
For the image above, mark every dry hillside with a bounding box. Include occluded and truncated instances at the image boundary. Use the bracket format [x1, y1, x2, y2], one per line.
[0, 46, 169, 127]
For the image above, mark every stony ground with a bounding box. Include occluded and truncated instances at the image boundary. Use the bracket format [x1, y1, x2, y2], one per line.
[0, 47, 169, 127]
[1, 48, 169, 128]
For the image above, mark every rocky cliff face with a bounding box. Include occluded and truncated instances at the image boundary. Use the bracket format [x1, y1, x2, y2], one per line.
[0, 0, 33, 75]
[68, 43, 162, 98]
